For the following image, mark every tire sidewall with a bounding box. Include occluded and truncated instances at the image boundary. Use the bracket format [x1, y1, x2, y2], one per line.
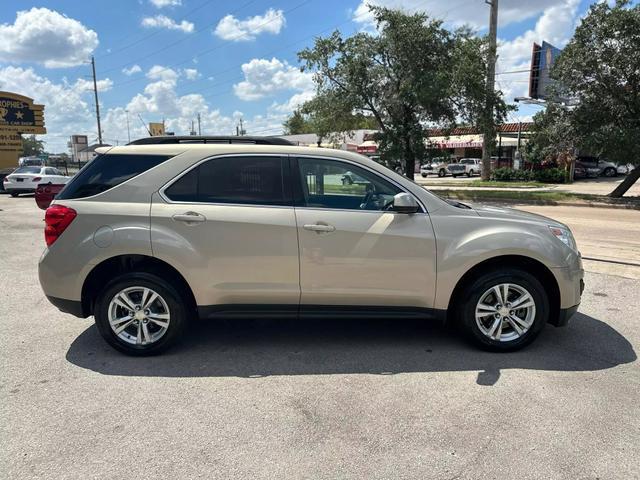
[458, 269, 549, 351]
[94, 272, 187, 356]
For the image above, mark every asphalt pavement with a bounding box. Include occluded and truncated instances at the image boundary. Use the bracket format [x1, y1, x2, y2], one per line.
[1, 194, 638, 479]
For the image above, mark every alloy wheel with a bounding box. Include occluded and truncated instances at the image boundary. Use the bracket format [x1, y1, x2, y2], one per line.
[474, 283, 536, 342]
[108, 286, 171, 346]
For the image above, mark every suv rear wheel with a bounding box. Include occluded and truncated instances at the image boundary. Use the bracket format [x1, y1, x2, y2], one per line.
[456, 268, 548, 351]
[94, 272, 188, 355]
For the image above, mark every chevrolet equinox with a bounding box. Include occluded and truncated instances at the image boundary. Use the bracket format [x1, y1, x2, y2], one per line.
[38, 136, 584, 355]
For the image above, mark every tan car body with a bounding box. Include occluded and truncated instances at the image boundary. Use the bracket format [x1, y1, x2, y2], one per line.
[39, 144, 582, 321]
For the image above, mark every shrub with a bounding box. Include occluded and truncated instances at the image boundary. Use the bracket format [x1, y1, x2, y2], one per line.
[533, 167, 565, 183]
[491, 168, 534, 182]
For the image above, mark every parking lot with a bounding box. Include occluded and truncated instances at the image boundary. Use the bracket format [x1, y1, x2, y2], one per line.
[1, 194, 639, 479]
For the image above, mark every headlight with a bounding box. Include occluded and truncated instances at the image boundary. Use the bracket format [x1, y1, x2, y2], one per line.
[549, 226, 577, 251]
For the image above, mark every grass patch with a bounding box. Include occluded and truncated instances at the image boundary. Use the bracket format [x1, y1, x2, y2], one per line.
[420, 180, 547, 188]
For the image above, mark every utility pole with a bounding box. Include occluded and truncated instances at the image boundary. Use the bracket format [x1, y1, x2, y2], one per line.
[91, 56, 103, 145]
[125, 110, 131, 143]
[239, 118, 245, 136]
[481, 0, 498, 181]
[197, 113, 202, 135]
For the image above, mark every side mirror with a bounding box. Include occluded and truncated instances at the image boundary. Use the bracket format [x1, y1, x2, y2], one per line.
[392, 192, 420, 214]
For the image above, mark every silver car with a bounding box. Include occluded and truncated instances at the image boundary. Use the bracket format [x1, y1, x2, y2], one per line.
[39, 136, 584, 355]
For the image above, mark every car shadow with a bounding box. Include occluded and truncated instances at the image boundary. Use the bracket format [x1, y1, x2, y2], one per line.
[66, 313, 635, 386]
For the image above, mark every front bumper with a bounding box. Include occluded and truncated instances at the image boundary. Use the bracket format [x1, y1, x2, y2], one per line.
[552, 303, 580, 327]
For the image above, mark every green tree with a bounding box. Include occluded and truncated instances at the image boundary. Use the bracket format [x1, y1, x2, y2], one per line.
[298, 7, 507, 177]
[282, 110, 314, 135]
[525, 104, 578, 180]
[21, 135, 45, 156]
[550, 0, 640, 197]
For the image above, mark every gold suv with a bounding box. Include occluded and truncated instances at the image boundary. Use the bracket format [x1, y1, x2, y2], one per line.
[38, 136, 584, 355]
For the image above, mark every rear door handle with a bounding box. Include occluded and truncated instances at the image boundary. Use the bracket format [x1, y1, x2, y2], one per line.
[172, 212, 206, 224]
[303, 223, 335, 233]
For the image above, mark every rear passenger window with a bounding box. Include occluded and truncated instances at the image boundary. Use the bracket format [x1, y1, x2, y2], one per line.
[164, 156, 288, 206]
[58, 154, 172, 200]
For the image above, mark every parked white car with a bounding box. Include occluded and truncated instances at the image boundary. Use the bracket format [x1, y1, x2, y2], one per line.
[3, 166, 69, 197]
[447, 158, 482, 177]
[420, 158, 451, 177]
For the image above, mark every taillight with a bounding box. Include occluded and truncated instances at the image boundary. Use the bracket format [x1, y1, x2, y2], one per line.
[32, 177, 42, 182]
[44, 205, 77, 246]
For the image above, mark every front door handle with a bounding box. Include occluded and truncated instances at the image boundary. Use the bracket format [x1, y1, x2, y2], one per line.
[172, 212, 206, 224]
[303, 223, 336, 233]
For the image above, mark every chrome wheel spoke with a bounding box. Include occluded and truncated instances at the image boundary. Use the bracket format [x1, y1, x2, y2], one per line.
[149, 316, 169, 328]
[507, 317, 524, 336]
[114, 292, 137, 312]
[487, 317, 502, 338]
[509, 314, 531, 331]
[109, 314, 132, 328]
[141, 322, 152, 344]
[143, 291, 159, 310]
[113, 318, 135, 334]
[135, 321, 143, 345]
[492, 286, 504, 305]
[510, 293, 532, 309]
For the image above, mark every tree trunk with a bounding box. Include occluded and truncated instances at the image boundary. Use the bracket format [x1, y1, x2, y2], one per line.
[608, 168, 640, 198]
[404, 142, 415, 179]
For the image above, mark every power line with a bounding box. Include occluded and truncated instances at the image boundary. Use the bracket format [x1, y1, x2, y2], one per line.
[97, 0, 220, 60]
[103, 0, 313, 85]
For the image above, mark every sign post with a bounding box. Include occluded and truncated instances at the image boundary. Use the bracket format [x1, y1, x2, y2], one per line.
[0, 91, 46, 169]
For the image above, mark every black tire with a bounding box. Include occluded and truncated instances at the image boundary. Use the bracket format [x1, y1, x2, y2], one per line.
[10, 192, 19, 197]
[603, 167, 616, 177]
[94, 272, 189, 356]
[438, 169, 446, 177]
[466, 171, 472, 177]
[455, 268, 549, 352]
[421, 173, 427, 178]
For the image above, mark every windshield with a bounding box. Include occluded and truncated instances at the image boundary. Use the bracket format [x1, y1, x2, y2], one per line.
[14, 167, 42, 174]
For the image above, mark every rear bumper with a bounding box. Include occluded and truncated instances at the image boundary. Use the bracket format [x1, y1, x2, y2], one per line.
[46, 295, 87, 318]
[4, 183, 36, 192]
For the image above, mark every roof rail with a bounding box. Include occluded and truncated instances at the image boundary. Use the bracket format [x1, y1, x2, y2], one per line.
[127, 136, 295, 146]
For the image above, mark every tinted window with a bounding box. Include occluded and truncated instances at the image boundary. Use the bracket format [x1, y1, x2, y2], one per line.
[296, 157, 401, 211]
[164, 156, 287, 206]
[14, 167, 41, 174]
[57, 154, 172, 200]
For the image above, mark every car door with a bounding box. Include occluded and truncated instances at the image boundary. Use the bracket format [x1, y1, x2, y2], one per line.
[150, 154, 300, 312]
[292, 156, 437, 312]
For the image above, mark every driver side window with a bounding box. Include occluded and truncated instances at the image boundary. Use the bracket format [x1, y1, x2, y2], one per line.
[296, 157, 401, 211]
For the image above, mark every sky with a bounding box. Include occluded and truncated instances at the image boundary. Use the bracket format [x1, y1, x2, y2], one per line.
[0, 0, 599, 152]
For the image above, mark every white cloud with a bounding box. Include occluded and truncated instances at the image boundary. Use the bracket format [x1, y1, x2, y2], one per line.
[270, 91, 315, 114]
[233, 57, 313, 101]
[0, 63, 292, 152]
[122, 64, 142, 75]
[73, 78, 114, 93]
[183, 68, 200, 80]
[150, 0, 182, 7]
[496, 0, 580, 102]
[0, 7, 98, 68]
[214, 8, 285, 41]
[141, 15, 194, 33]
[0, 66, 109, 148]
[352, 0, 568, 29]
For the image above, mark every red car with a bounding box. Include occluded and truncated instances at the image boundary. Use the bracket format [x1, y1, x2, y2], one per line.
[35, 183, 66, 210]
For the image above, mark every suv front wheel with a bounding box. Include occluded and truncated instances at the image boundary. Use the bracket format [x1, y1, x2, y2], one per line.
[456, 269, 548, 351]
[94, 272, 188, 355]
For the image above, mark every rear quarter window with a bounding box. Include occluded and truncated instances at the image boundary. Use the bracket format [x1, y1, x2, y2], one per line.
[57, 153, 172, 199]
